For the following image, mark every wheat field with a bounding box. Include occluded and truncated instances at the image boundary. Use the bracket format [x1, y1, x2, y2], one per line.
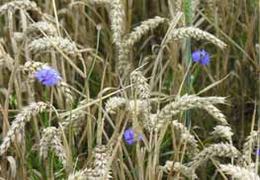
[0, 0, 259, 179]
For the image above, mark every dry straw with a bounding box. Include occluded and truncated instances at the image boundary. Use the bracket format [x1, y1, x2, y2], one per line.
[219, 164, 260, 180]
[0, 102, 51, 155]
[169, 27, 227, 49]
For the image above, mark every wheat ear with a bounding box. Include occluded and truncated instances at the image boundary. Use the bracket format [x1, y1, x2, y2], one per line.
[154, 95, 227, 130]
[28, 37, 78, 54]
[163, 161, 197, 179]
[39, 127, 67, 167]
[0, 0, 39, 15]
[242, 131, 259, 163]
[172, 120, 199, 152]
[219, 164, 260, 180]
[169, 27, 227, 49]
[109, 0, 126, 47]
[0, 102, 51, 155]
[60, 109, 85, 134]
[211, 125, 233, 141]
[188, 143, 240, 169]
[68, 145, 112, 179]
[125, 16, 167, 48]
[130, 70, 151, 99]
[26, 21, 57, 37]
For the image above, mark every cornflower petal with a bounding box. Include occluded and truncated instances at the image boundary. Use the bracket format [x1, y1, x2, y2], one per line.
[35, 66, 61, 86]
[192, 49, 210, 65]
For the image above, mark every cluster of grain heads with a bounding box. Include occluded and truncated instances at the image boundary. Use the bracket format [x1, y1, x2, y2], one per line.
[188, 143, 240, 169]
[163, 161, 197, 179]
[153, 95, 228, 130]
[0, 102, 52, 155]
[0, 0, 39, 16]
[219, 164, 260, 180]
[68, 145, 112, 180]
[211, 125, 233, 141]
[169, 27, 227, 49]
[39, 127, 67, 167]
[28, 37, 78, 55]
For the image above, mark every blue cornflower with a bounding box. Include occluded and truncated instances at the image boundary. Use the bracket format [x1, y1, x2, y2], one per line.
[35, 66, 61, 86]
[256, 149, 260, 156]
[123, 128, 143, 145]
[192, 49, 210, 65]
